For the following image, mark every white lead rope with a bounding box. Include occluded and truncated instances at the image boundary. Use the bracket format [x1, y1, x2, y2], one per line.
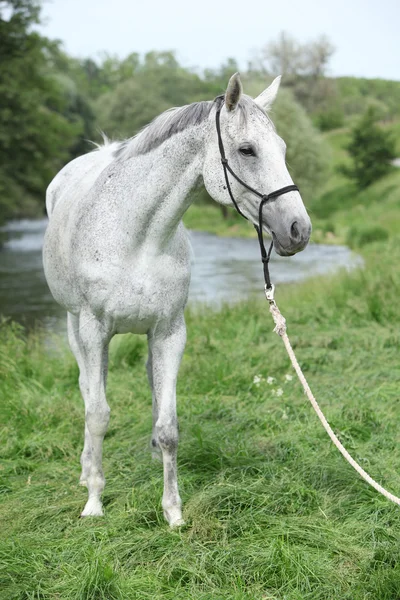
[266, 286, 400, 507]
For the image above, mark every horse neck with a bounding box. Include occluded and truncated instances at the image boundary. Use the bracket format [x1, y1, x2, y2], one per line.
[123, 123, 209, 249]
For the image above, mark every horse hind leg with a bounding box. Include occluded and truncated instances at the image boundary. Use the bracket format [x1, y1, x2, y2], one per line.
[67, 313, 92, 486]
[146, 347, 161, 461]
[68, 310, 111, 517]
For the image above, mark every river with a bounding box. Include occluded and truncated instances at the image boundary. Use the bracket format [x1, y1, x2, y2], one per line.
[0, 219, 362, 331]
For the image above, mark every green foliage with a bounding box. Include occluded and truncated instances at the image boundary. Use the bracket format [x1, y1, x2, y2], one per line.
[309, 184, 355, 219]
[346, 224, 389, 249]
[271, 88, 331, 201]
[184, 202, 255, 238]
[94, 51, 218, 138]
[3, 238, 400, 597]
[0, 0, 84, 222]
[310, 77, 400, 130]
[251, 34, 400, 129]
[337, 77, 400, 121]
[340, 107, 396, 189]
[249, 34, 400, 129]
[1, 9, 399, 229]
[314, 105, 344, 131]
[46, 45, 98, 156]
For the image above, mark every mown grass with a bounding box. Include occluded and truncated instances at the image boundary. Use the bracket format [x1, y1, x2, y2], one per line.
[2, 234, 400, 599]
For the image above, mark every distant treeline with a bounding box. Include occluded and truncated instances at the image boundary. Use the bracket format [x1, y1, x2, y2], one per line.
[1, 1, 399, 223]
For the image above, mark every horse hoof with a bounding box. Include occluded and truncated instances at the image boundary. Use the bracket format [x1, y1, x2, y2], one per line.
[81, 498, 104, 517]
[170, 517, 185, 528]
[164, 507, 184, 527]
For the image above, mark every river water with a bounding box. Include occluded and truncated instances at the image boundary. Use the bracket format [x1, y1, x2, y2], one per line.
[0, 219, 362, 331]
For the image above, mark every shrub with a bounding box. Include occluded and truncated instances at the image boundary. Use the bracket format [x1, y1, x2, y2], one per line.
[346, 224, 389, 248]
[315, 106, 344, 131]
[271, 87, 331, 201]
[340, 107, 396, 189]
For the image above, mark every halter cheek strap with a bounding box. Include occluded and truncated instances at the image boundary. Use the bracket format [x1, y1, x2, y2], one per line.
[215, 103, 299, 291]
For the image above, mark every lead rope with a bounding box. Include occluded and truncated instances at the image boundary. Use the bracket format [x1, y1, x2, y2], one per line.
[215, 99, 400, 506]
[266, 287, 400, 506]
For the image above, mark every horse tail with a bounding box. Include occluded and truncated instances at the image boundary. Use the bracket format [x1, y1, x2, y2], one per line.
[45, 177, 59, 219]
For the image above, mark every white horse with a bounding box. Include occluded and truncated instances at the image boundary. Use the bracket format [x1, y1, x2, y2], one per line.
[43, 74, 311, 526]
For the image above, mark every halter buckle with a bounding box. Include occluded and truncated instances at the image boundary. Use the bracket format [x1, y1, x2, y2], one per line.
[265, 284, 275, 303]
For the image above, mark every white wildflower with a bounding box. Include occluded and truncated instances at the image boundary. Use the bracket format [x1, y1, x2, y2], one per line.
[282, 410, 289, 420]
[253, 375, 262, 387]
[285, 374, 293, 382]
[276, 388, 284, 397]
[267, 376, 276, 385]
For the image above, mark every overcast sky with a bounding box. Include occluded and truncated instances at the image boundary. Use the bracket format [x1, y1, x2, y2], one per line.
[38, 0, 400, 81]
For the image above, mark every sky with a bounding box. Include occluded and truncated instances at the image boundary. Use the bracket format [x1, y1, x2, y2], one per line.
[38, 0, 400, 81]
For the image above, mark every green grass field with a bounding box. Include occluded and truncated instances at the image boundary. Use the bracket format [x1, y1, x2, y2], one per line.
[2, 234, 400, 599]
[2, 119, 400, 599]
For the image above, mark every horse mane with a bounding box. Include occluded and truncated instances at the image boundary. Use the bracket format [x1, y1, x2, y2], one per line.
[112, 95, 267, 161]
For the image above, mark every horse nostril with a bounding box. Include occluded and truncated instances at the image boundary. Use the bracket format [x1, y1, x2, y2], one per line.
[290, 221, 300, 240]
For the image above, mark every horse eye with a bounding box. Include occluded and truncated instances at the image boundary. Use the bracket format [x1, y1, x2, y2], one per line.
[239, 146, 256, 157]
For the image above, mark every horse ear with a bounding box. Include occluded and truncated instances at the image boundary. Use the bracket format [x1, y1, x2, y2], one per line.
[254, 76, 282, 111]
[225, 73, 242, 112]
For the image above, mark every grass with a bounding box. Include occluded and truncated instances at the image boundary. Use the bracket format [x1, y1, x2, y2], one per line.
[2, 118, 400, 599]
[308, 169, 400, 244]
[2, 235, 400, 598]
[184, 203, 256, 238]
[184, 167, 400, 247]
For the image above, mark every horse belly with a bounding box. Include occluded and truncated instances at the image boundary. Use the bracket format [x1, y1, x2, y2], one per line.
[99, 263, 191, 335]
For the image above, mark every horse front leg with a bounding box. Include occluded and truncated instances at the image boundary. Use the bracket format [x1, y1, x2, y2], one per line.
[148, 314, 186, 527]
[72, 309, 111, 517]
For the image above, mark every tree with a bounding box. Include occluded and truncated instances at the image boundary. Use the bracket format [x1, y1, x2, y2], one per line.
[253, 32, 336, 118]
[271, 87, 331, 201]
[0, 0, 83, 221]
[94, 51, 216, 138]
[304, 35, 335, 79]
[341, 107, 396, 189]
[260, 32, 303, 81]
[259, 32, 334, 80]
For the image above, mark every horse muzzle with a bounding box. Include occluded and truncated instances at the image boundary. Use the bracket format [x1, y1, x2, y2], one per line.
[271, 217, 312, 257]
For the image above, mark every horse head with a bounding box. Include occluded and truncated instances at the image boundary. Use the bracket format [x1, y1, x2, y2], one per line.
[203, 73, 312, 257]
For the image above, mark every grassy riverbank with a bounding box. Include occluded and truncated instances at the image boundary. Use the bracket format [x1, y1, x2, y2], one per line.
[184, 203, 256, 238]
[184, 166, 400, 247]
[2, 235, 400, 599]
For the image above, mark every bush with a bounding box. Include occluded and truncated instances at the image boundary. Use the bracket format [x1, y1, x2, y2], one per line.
[346, 224, 389, 248]
[315, 106, 344, 131]
[340, 107, 396, 189]
[270, 87, 331, 201]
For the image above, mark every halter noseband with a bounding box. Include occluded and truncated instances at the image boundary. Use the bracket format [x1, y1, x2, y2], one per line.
[215, 102, 299, 292]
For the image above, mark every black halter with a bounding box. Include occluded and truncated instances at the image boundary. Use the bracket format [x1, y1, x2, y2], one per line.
[215, 102, 299, 293]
